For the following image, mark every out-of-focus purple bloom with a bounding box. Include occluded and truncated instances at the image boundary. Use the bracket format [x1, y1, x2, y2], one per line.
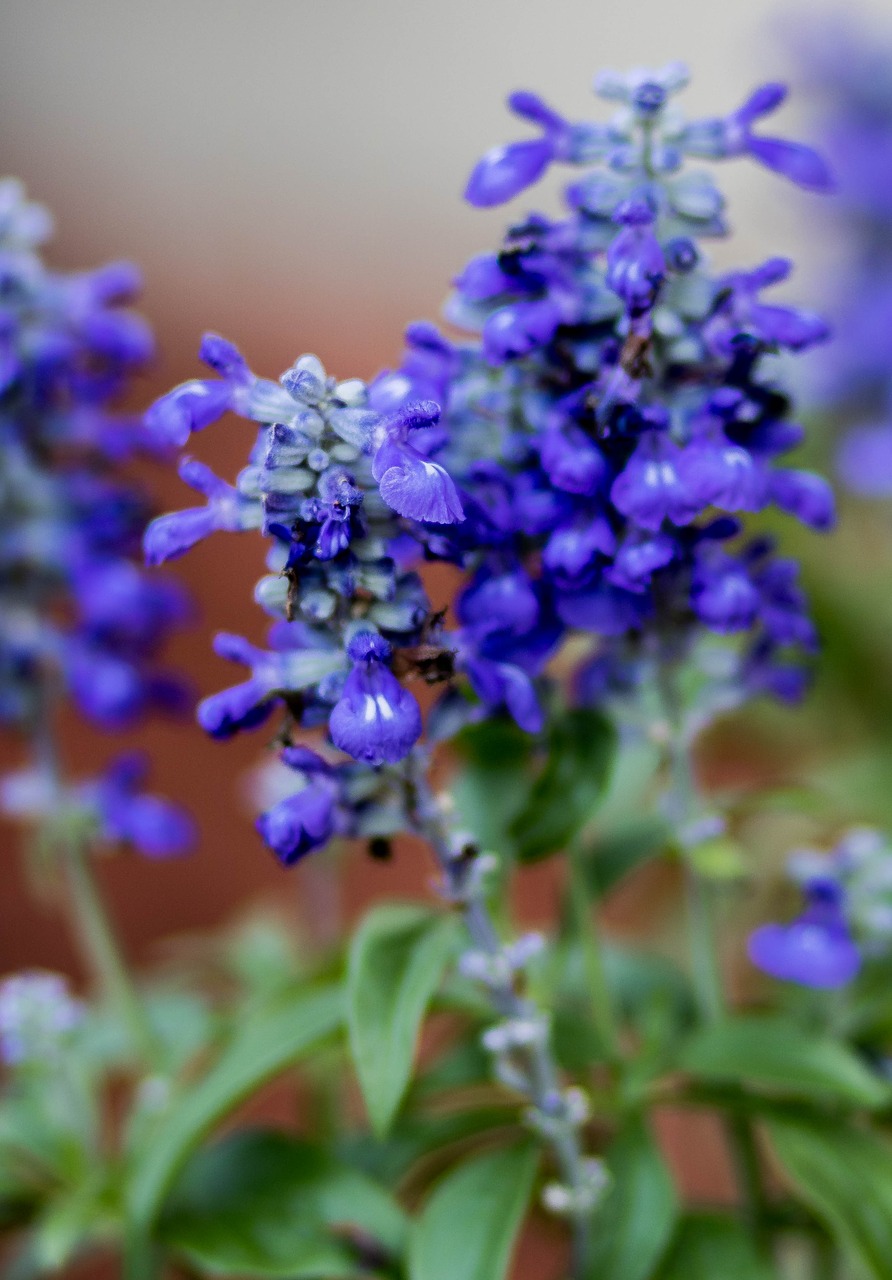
[196, 632, 343, 741]
[482, 299, 562, 365]
[605, 199, 666, 317]
[460, 648, 544, 734]
[685, 83, 835, 192]
[749, 877, 860, 988]
[89, 753, 195, 858]
[708, 259, 831, 355]
[610, 431, 702, 531]
[0, 972, 83, 1065]
[464, 92, 580, 208]
[539, 425, 607, 497]
[257, 783, 337, 866]
[691, 549, 760, 632]
[144, 457, 262, 564]
[838, 424, 892, 498]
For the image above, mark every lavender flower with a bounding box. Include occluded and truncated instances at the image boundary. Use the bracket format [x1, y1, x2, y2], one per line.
[146, 344, 471, 859]
[376, 63, 834, 729]
[0, 972, 82, 1066]
[749, 877, 861, 989]
[0, 181, 192, 852]
[749, 828, 892, 988]
[797, 26, 892, 496]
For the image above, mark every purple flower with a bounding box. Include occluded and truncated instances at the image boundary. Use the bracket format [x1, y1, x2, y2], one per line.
[691, 550, 760, 632]
[543, 519, 616, 586]
[838, 424, 892, 498]
[461, 650, 543, 734]
[539, 425, 608, 497]
[678, 434, 768, 514]
[458, 569, 540, 639]
[329, 632, 422, 765]
[144, 331, 252, 447]
[145, 379, 234, 449]
[73, 561, 189, 649]
[610, 431, 703, 531]
[606, 531, 675, 591]
[709, 259, 830, 355]
[91, 754, 195, 858]
[464, 91, 575, 208]
[748, 877, 860, 988]
[705, 83, 835, 192]
[770, 469, 836, 530]
[196, 632, 343, 740]
[605, 199, 666, 317]
[257, 783, 337, 866]
[371, 401, 464, 525]
[482, 298, 561, 364]
[144, 457, 261, 564]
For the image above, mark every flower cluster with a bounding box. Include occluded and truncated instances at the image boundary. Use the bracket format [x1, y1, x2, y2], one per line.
[0, 180, 192, 854]
[795, 27, 892, 498]
[749, 828, 892, 989]
[370, 63, 835, 722]
[145, 344, 473, 859]
[0, 971, 82, 1066]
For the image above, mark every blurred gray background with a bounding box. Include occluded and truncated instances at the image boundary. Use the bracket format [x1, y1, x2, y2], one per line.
[5, 0, 889, 375]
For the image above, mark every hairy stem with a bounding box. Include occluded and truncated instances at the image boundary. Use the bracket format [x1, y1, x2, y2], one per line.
[30, 678, 159, 1067]
[655, 656, 770, 1246]
[406, 754, 597, 1280]
[61, 835, 159, 1065]
[567, 847, 623, 1065]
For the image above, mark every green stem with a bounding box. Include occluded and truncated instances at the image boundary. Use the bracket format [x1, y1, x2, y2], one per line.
[122, 1230, 163, 1280]
[684, 866, 725, 1023]
[567, 848, 623, 1064]
[656, 658, 725, 1022]
[725, 1113, 769, 1249]
[407, 756, 596, 1280]
[655, 655, 771, 1247]
[62, 835, 159, 1066]
[812, 1234, 839, 1280]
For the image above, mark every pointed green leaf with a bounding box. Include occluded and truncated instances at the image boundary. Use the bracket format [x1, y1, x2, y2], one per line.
[510, 709, 617, 863]
[451, 718, 533, 853]
[656, 1214, 776, 1280]
[126, 983, 343, 1230]
[347, 905, 458, 1136]
[587, 1120, 678, 1280]
[409, 1141, 538, 1280]
[159, 1129, 408, 1277]
[766, 1117, 892, 1280]
[679, 1016, 889, 1109]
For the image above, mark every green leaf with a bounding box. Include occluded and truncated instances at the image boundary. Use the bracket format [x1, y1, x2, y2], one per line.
[160, 1129, 408, 1277]
[583, 818, 669, 896]
[451, 718, 533, 852]
[347, 904, 458, 1137]
[578, 741, 668, 896]
[587, 1120, 678, 1280]
[126, 983, 343, 1231]
[341, 1104, 522, 1189]
[766, 1116, 892, 1280]
[656, 1214, 776, 1280]
[33, 1172, 110, 1272]
[679, 1016, 889, 1109]
[510, 708, 617, 863]
[409, 1141, 538, 1280]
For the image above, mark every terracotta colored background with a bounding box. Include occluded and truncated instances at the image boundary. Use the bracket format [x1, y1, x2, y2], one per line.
[1, 2, 887, 1275]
